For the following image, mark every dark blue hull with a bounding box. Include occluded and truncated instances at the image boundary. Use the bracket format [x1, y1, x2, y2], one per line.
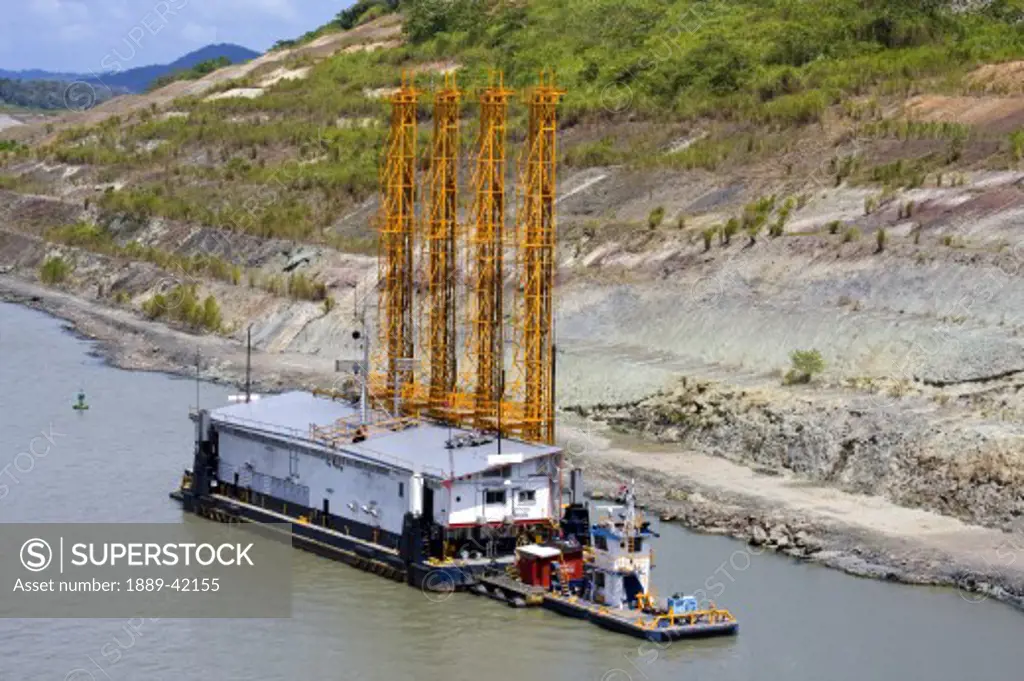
[174, 490, 489, 592]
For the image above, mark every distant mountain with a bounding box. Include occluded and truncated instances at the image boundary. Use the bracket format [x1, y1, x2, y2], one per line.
[0, 44, 260, 94]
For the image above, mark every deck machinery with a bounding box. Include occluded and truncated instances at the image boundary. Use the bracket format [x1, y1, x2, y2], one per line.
[174, 71, 577, 590]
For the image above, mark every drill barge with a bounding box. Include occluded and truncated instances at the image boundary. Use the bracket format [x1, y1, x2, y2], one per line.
[171, 392, 739, 639]
[172, 390, 566, 591]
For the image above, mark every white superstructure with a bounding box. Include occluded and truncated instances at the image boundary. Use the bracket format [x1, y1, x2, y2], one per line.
[206, 391, 563, 539]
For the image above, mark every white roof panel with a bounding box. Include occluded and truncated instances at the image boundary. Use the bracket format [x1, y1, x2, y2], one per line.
[207, 391, 560, 480]
[517, 545, 562, 559]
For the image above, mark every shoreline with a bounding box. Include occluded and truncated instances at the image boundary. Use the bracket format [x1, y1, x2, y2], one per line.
[573, 419, 1024, 613]
[3, 274, 1024, 612]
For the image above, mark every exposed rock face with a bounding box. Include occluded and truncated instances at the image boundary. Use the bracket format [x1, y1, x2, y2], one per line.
[750, 524, 768, 546]
[579, 454, 1024, 611]
[575, 378, 1024, 530]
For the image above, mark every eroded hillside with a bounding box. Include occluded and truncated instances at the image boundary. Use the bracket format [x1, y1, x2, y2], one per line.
[5, 1, 1024, 554]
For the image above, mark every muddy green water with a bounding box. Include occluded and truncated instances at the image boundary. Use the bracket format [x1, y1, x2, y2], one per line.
[1, 302, 1023, 681]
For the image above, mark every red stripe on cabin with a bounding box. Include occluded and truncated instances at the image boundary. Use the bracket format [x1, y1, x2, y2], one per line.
[446, 519, 551, 529]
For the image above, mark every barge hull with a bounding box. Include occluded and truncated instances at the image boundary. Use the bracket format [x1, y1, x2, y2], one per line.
[174, 490, 492, 591]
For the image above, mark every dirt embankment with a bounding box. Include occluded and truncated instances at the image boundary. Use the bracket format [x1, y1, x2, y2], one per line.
[7, 131, 1024, 610]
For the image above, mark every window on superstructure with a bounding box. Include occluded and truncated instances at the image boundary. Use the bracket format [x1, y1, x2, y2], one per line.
[594, 535, 608, 551]
[399, 482, 404, 498]
[485, 490, 506, 505]
[518, 490, 535, 504]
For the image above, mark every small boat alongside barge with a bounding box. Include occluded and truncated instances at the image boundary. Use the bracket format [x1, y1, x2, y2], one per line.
[476, 483, 738, 641]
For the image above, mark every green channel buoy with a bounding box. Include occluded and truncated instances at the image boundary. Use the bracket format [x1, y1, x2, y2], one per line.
[73, 390, 89, 411]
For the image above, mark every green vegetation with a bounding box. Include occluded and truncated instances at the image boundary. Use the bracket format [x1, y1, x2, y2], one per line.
[286, 271, 328, 301]
[403, 0, 1024, 123]
[647, 206, 665, 230]
[141, 285, 222, 332]
[843, 226, 861, 243]
[721, 218, 740, 246]
[770, 198, 795, 237]
[564, 137, 626, 167]
[44, 222, 333, 303]
[70, 117, 384, 243]
[45, 222, 243, 287]
[1011, 130, 1024, 162]
[827, 220, 843, 235]
[274, 0, 401, 49]
[148, 57, 234, 91]
[701, 226, 717, 252]
[742, 196, 774, 243]
[0, 78, 115, 110]
[12, 0, 1024, 252]
[862, 119, 972, 142]
[868, 157, 931, 188]
[876, 227, 887, 252]
[38, 256, 72, 284]
[864, 195, 878, 215]
[785, 349, 825, 385]
[702, 195, 794, 249]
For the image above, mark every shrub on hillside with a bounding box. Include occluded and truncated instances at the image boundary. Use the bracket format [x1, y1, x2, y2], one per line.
[701, 227, 717, 252]
[39, 256, 72, 285]
[648, 206, 665, 230]
[142, 285, 221, 332]
[785, 349, 825, 385]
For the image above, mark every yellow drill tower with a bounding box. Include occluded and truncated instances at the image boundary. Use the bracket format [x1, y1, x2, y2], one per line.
[512, 72, 564, 444]
[374, 73, 419, 412]
[464, 72, 514, 431]
[422, 73, 462, 416]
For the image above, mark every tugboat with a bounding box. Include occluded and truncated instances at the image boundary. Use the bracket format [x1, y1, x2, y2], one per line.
[485, 480, 739, 641]
[72, 389, 89, 411]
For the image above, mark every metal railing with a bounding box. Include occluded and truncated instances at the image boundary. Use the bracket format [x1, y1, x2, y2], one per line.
[205, 409, 448, 478]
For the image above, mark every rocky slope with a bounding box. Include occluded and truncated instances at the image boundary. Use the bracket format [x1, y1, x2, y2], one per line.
[574, 378, 1024, 529]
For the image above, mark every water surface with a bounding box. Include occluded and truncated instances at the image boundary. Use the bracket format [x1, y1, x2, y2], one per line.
[1, 302, 1021, 681]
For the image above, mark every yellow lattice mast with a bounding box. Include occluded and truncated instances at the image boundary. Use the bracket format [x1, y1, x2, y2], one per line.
[421, 73, 462, 417]
[511, 72, 564, 444]
[374, 73, 419, 414]
[461, 72, 514, 430]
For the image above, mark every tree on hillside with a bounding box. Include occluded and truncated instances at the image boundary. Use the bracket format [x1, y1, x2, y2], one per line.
[785, 350, 826, 385]
[336, 0, 400, 30]
[147, 57, 233, 92]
